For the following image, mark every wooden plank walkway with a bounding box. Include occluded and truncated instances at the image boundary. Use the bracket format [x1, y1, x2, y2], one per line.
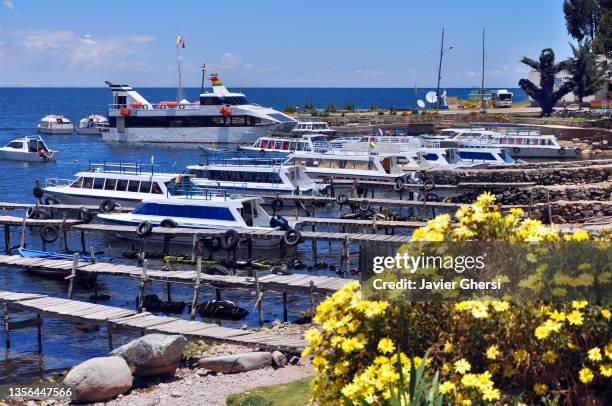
[0, 202, 130, 212]
[0, 215, 84, 227]
[0, 291, 305, 351]
[0, 255, 352, 294]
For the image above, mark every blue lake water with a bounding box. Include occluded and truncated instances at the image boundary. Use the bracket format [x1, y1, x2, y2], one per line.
[0, 87, 485, 384]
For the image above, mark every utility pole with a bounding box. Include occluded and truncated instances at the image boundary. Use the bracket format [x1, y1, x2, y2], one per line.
[481, 29, 486, 113]
[436, 28, 445, 111]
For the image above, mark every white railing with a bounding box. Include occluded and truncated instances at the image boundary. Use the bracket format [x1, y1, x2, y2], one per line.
[45, 178, 73, 188]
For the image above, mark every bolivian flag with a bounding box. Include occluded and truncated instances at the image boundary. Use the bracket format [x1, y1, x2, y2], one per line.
[176, 35, 186, 48]
[369, 138, 377, 149]
[210, 74, 222, 87]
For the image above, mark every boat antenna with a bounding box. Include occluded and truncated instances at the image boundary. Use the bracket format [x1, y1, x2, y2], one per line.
[435, 28, 452, 110]
[481, 28, 486, 113]
[200, 63, 207, 95]
[176, 32, 185, 102]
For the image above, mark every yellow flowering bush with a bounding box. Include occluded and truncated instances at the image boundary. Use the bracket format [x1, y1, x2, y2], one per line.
[304, 193, 611, 404]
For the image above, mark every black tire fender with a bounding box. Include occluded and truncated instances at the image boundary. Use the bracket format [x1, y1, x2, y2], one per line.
[423, 179, 435, 192]
[358, 199, 370, 212]
[26, 206, 38, 219]
[271, 199, 284, 212]
[336, 194, 349, 205]
[205, 264, 231, 275]
[559, 148, 566, 155]
[425, 192, 440, 202]
[512, 147, 521, 154]
[99, 199, 116, 213]
[221, 229, 240, 250]
[160, 218, 178, 228]
[283, 228, 301, 247]
[394, 177, 405, 192]
[136, 221, 153, 238]
[324, 177, 333, 185]
[40, 225, 59, 243]
[33, 187, 44, 199]
[78, 207, 93, 223]
[43, 196, 60, 205]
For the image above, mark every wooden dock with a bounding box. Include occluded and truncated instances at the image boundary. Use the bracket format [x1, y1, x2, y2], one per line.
[0, 291, 306, 352]
[0, 255, 350, 295]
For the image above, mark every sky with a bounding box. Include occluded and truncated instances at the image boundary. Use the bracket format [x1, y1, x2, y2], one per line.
[0, 0, 574, 87]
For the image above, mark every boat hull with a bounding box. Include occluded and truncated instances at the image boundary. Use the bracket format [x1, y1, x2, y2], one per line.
[38, 127, 74, 135]
[43, 190, 142, 207]
[506, 147, 580, 159]
[103, 126, 275, 145]
[78, 127, 105, 135]
[0, 149, 57, 162]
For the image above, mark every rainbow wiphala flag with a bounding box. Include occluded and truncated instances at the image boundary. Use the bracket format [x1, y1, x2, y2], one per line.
[210, 75, 223, 87]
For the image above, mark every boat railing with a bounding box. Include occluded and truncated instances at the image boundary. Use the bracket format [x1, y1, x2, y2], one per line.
[108, 103, 200, 111]
[45, 178, 73, 188]
[88, 161, 177, 175]
[166, 180, 245, 200]
[199, 157, 286, 167]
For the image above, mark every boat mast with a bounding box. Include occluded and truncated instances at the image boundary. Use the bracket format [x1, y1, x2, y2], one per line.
[200, 63, 207, 95]
[176, 34, 184, 102]
[481, 29, 486, 113]
[436, 28, 444, 111]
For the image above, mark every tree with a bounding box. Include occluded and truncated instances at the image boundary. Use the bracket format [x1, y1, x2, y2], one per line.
[563, 41, 608, 108]
[563, 0, 601, 42]
[518, 49, 573, 116]
[593, 0, 612, 55]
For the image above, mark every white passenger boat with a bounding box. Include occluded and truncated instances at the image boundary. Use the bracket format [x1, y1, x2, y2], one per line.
[240, 134, 330, 156]
[103, 74, 296, 145]
[78, 115, 109, 135]
[37, 115, 73, 134]
[96, 194, 301, 247]
[439, 128, 580, 159]
[183, 158, 325, 196]
[43, 162, 176, 207]
[291, 121, 334, 135]
[0, 136, 57, 162]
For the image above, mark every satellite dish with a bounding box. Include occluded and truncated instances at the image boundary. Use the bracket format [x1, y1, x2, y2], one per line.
[425, 91, 438, 104]
[417, 100, 426, 108]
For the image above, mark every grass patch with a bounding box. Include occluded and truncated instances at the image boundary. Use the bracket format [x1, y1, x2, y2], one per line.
[226, 377, 312, 406]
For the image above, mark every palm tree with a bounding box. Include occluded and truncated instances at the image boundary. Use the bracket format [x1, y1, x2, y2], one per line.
[563, 41, 608, 109]
[518, 48, 573, 116]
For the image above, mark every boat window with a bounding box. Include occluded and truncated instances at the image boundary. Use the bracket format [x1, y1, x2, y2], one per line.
[282, 141, 290, 150]
[82, 177, 94, 189]
[230, 116, 246, 126]
[128, 180, 140, 192]
[200, 96, 223, 105]
[290, 141, 298, 150]
[274, 141, 282, 149]
[247, 116, 262, 126]
[7, 141, 23, 149]
[93, 178, 105, 190]
[133, 203, 235, 221]
[297, 142, 305, 151]
[116, 179, 128, 191]
[104, 178, 117, 191]
[151, 182, 163, 194]
[254, 140, 261, 148]
[139, 181, 152, 193]
[70, 177, 83, 188]
[260, 140, 269, 149]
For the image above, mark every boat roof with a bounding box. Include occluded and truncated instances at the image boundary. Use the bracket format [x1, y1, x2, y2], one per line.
[41, 115, 70, 122]
[141, 195, 263, 207]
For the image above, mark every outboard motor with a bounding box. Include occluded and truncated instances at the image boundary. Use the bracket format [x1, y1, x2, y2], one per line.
[270, 215, 290, 230]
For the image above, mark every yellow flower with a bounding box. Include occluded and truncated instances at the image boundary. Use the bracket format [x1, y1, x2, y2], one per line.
[482, 387, 501, 401]
[454, 359, 471, 375]
[579, 367, 594, 384]
[572, 300, 588, 310]
[438, 381, 455, 394]
[567, 310, 584, 326]
[533, 383, 548, 395]
[461, 400, 472, 406]
[600, 364, 612, 377]
[486, 345, 500, 360]
[443, 341, 453, 353]
[304, 329, 322, 346]
[542, 350, 557, 364]
[605, 343, 612, 360]
[601, 309, 611, 319]
[377, 338, 395, 354]
[515, 349, 528, 363]
[588, 347, 603, 362]
[535, 325, 551, 340]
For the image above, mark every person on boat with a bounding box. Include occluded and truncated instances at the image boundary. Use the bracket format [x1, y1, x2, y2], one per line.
[37, 148, 50, 161]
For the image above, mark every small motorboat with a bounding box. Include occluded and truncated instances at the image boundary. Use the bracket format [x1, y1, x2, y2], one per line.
[19, 247, 113, 262]
[0, 136, 57, 162]
[37, 114, 73, 134]
[77, 114, 109, 135]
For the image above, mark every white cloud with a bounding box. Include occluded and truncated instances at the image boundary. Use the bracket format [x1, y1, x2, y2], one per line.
[351, 69, 384, 76]
[206, 52, 277, 75]
[489, 64, 529, 77]
[2, 0, 15, 11]
[0, 29, 155, 70]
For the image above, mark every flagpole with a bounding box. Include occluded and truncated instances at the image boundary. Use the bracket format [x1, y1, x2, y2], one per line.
[200, 63, 207, 95]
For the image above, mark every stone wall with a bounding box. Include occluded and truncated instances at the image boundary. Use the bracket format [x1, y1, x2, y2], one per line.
[543, 200, 612, 224]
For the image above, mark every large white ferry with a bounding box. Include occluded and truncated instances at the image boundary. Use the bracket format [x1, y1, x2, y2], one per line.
[103, 74, 296, 145]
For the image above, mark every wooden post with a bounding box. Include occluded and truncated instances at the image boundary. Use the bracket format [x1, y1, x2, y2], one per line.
[3, 302, 9, 349]
[4, 225, 10, 254]
[282, 291, 288, 322]
[309, 281, 316, 318]
[215, 289, 222, 301]
[137, 259, 148, 313]
[546, 190, 553, 225]
[254, 270, 264, 326]
[166, 283, 172, 303]
[89, 246, 96, 264]
[191, 234, 197, 263]
[80, 230, 86, 253]
[67, 253, 79, 299]
[343, 235, 351, 278]
[190, 257, 202, 320]
[36, 313, 42, 353]
[89, 246, 98, 299]
[247, 236, 253, 273]
[107, 322, 113, 351]
[19, 215, 26, 248]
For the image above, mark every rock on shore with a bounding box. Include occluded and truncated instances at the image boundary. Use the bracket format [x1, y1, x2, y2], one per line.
[199, 351, 273, 373]
[64, 356, 133, 403]
[111, 334, 187, 376]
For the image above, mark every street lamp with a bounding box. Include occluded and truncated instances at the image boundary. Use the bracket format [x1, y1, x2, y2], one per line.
[436, 28, 454, 111]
